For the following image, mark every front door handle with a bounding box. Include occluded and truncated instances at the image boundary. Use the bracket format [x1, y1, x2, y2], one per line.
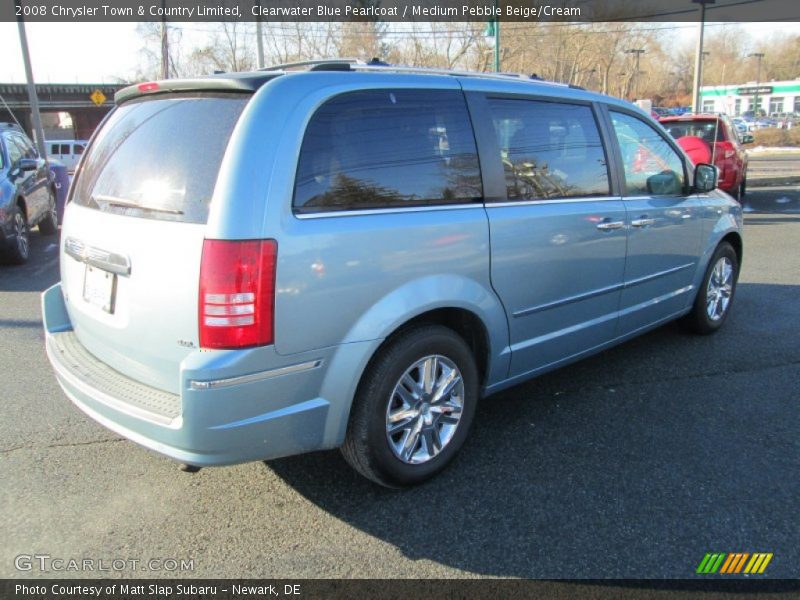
[596, 219, 625, 231]
[631, 217, 656, 228]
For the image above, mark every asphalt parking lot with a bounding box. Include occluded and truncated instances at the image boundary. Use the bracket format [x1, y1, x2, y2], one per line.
[1, 185, 798, 580]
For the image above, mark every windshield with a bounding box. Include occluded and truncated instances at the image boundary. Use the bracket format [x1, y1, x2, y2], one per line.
[72, 93, 248, 223]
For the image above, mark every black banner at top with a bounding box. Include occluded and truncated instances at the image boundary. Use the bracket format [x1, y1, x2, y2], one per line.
[3, 0, 800, 22]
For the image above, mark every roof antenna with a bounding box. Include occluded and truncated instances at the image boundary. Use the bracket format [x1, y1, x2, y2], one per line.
[368, 58, 390, 66]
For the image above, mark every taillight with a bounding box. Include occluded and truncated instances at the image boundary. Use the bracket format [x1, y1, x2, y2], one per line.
[137, 82, 160, 93]
[715, 141, 735, 160]
[199, 239, 277, 349]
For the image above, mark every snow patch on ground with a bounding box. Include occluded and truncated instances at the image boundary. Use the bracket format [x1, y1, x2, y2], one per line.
[746, 146, 800, 154]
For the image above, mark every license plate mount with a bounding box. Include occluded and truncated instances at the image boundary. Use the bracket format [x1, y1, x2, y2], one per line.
[82, 265, 116, 314]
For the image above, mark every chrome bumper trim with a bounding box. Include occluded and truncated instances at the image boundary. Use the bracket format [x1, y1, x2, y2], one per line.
[188, 359, 322, 391]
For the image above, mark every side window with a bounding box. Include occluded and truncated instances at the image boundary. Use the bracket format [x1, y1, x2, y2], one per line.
[293, 89, 482, 212]
[610, 112, 686, 197]
[485, 98, 610, 200]
[6, 137, 23, 165]
[14, 135, 37, 158]
[51, 143, 60, 154]
[60, 144, 70, 155]
[74, 144, 84, 155]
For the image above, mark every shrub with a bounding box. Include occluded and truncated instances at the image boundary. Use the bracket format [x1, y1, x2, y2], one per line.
[752, 127, 800, 147]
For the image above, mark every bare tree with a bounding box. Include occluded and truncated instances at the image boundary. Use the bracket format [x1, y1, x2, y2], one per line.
[187, 23, 257, 75]
[134, 22, 186, 80]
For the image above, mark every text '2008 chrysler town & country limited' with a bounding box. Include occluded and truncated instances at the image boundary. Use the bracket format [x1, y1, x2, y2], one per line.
[42, 61, 742, 487]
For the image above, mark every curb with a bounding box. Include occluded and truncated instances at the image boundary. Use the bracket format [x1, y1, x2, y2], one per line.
[747, 176, 800, 187]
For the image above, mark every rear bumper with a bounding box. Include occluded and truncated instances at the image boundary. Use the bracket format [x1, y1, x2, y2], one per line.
[716, 164, 742, 193]
[42, 283, 370, 466]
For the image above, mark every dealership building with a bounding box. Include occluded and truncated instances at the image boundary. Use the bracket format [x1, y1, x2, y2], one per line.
[699, 80, 800, 116]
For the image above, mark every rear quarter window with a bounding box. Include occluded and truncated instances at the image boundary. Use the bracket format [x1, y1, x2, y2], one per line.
[293, 89, 482, 213]
[72, 93, 248, 223]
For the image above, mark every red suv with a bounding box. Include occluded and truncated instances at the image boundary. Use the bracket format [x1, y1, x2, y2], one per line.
[659, 113, 752, 200]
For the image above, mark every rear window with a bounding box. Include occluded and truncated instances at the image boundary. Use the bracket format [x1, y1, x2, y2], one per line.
[662, 120, 727, 143]
[72, 94, 248, 223]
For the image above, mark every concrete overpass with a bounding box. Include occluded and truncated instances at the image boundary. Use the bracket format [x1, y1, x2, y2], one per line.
[0, 82, 126, 140]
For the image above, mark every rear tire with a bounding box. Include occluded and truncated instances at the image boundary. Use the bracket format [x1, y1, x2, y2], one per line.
[38, 189, 58, 235]
[683, 242, 739, 335]
[341, 325, 479, 487]
[4, 206, 30, 265]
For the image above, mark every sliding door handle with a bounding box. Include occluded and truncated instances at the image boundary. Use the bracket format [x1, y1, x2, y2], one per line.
[631, 217, 656, 228]
[596, 219, 625, 231]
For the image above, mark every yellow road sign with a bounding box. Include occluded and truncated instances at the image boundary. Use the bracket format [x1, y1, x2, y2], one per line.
[90, 90, 106, 106]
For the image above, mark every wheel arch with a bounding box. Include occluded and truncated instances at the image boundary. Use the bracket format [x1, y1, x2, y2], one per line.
[16, 195, 27, 218]
[365, 307, 491, 390]
[721, 231, 743, 267]
[318, 276, 512, 449]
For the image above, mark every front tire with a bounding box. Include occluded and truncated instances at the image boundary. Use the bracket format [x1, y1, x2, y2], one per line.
[38, 189, 59, 235]
[684, 242, 739, 334]
[341, 325, 479, 487]
[5, 206, 30, 265]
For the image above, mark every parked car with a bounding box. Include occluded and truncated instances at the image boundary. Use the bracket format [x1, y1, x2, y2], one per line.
[771, 113, 799, 129]
[42, 64, 743, 487]
[660, 113, 751, 200]
[742, 109, 767, 119]
[731, 117, 748, 134]
[1, 123, 58, 264]
[46, 139, 87, 173]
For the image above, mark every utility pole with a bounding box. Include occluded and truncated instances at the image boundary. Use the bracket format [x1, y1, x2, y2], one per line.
[255, 0, 264, 69]
[691, 0, 715, 113]
[749, 52, 765, 117]
[160, 0, 169, 79]
[626, 48, 645, 100]
[494, 17, 500, 73]
[16, 8, 46, 158]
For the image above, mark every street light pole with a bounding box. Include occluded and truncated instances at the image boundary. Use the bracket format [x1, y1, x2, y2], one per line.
[625, 48, 645, 100]
[160, 0, 169, 79]
[255, 0, 265, 69]
[749, 52, 765, 117]
[15, 9, 46, 158]
[691, 0, 715, 113]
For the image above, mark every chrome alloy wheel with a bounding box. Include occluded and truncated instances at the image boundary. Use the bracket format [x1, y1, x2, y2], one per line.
[13, 211, 29, 259]
[706, 256, 734, 321]
[385, 355, 464, 465]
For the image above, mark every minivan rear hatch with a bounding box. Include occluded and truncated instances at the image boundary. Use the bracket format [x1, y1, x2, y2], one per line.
[61, 92, 249, 394]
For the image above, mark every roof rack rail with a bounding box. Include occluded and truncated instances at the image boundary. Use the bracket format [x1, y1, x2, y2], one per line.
[260, 58, 361, 72]
[348, 64, 569, 87]
[259, 57, 569, 88]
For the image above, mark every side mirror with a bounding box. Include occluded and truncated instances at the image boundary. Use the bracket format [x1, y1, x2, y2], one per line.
[694, 163, 718, 193]
[742, 134, 754, 144]
[17, 158, 38, 172]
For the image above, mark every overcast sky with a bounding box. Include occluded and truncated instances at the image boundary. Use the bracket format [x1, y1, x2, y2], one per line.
[0, 21, 798, 84]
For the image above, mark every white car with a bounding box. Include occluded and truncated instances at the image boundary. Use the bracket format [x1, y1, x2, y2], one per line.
[46, 139, 87, 173]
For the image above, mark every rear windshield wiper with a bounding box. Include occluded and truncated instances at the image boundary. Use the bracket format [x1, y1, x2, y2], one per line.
[92, 194, 184, 215]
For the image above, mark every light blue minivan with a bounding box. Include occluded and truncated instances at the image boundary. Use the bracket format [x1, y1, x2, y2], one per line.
[42, 62, 742, 487]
